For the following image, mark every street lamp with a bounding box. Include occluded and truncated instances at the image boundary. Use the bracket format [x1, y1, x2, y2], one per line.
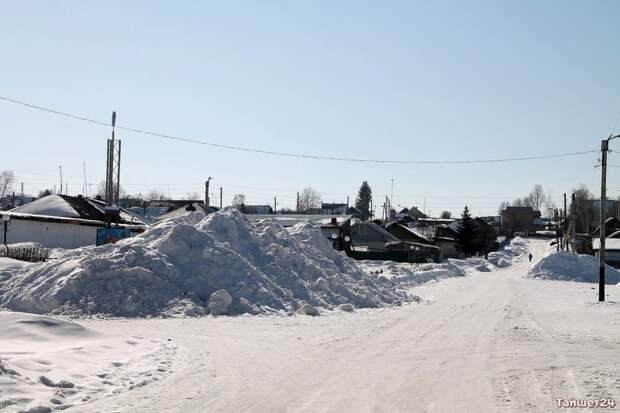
[598, 134, 620, 302]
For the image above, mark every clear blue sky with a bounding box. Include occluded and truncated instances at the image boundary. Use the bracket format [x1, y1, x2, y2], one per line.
[1, 0, 619, 216]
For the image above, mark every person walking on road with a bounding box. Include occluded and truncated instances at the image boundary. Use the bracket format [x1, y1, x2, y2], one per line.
[528, 253, 533, 262]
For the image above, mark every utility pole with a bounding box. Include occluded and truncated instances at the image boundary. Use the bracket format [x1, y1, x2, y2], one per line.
[205, 177, 211, 211]
[599, 134, 620, 302]
[83, 162, 87, 197]
[296, 192, 300, 213]
[346, 195, 349, 213]
[20, 182, 23, 198]
[219, 187, 223, 209]
[571, 192, 576, 253]
[273, 196, 277, 214]
[390, 179, 394, 215]
[563, 193, 567, 251]
[555, 209, 560, 252]
[59, 165, 63, 195]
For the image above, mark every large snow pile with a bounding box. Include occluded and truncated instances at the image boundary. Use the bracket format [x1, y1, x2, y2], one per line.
[527, 251, 620, 284]
[0, 209, 407, 317]
[0, 311, 173, 413]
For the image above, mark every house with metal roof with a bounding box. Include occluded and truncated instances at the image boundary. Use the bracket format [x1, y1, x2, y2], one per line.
[0, 195, 145, 249]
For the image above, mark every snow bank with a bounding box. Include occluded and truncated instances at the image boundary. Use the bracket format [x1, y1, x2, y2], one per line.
[527, 251, 620, 284]
[0, 311, 174, 412]
[359, 237, 530, 285]
[487, 237, 528, 268]
[0, 209, 407, 317]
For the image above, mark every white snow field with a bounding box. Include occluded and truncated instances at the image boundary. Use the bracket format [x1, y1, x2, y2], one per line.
[2, 236, 619, 412]
[44, 238, 615, 412]
[0, 312, 175, 413]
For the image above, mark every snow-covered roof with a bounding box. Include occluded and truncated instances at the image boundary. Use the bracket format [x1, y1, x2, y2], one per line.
[593, 238, 620, 251]
[12, 195, 80, 218]
[244, 214, 352, 227]
[7, 195, 144, 226]
[352, 222, 400, 242]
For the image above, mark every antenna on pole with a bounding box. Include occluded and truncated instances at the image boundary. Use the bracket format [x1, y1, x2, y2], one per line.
[105, 111, 121, 206]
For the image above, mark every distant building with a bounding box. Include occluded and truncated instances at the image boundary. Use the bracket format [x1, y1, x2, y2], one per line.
[128, 199, 217, 222]
[321, 203, 347, 215]
[385, 222, 434, 245]
[501, 206, 536, 236]
[243, 214, 352, 250]
[408, 206, 428, 219]
[350, 221, 399, 251]
[239, 205, 273, 214]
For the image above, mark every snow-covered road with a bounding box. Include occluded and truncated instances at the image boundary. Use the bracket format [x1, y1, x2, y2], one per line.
[73, 239, 620, 412]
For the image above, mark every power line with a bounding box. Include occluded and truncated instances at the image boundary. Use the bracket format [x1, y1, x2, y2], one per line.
[0, 95, 598, 165]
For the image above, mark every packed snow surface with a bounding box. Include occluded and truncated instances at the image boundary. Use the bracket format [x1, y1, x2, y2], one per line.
[0, 209, 407, 317]
[527, 251, 620, 284]
[0, 311, 174, 413]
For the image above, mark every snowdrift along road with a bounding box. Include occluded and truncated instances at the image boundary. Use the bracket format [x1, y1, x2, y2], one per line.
[0, 209, 409, 317]
[527, 250, 620, 284]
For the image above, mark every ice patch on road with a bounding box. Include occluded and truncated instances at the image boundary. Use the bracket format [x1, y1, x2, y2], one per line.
[0, 209, 407, 317]
[527, 251, 620, 284]
[0, 311, 174, 413]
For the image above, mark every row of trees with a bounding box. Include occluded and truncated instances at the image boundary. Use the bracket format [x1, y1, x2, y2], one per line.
[498, 184, 554, 215]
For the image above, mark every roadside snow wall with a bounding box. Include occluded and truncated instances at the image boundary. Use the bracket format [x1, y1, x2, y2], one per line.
[527, 251, 620, 284]
[0, 209, 408, 317]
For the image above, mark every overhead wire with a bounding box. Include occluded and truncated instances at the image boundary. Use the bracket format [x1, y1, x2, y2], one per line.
[0, 95, 598, 165]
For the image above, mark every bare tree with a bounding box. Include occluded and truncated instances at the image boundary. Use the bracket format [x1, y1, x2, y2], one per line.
[232, 193, 246, 207]
[498, 201, 510, 215]
[512, 198, 524, 207]
[38, 188, 53, 198]
[96, 180, 127, 199]
[145, 189, 169, 201]
[186, 192, 200, 200]
[440, 210, 452, 219]
[0, 170, 15, 200]
[299, 187, 321, 213]
[571, 184, 594, 233]
[543, 192, 556, 218]
[528, 184, 546, 211]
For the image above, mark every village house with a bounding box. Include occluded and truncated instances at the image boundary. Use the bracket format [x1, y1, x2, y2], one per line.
[239, 204, 274, 214]
[384, 222, 441, 262]
[321, 202, 347, 215]
[0, 194, 145, 249]
[500, 206, 538, 236]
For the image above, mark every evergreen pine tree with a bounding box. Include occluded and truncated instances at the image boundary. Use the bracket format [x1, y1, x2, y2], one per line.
[456, 205, 477, 256]
[355, 181, 373, 221]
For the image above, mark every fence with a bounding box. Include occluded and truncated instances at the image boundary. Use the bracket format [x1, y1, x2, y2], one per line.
[0, 243, 51, 262]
